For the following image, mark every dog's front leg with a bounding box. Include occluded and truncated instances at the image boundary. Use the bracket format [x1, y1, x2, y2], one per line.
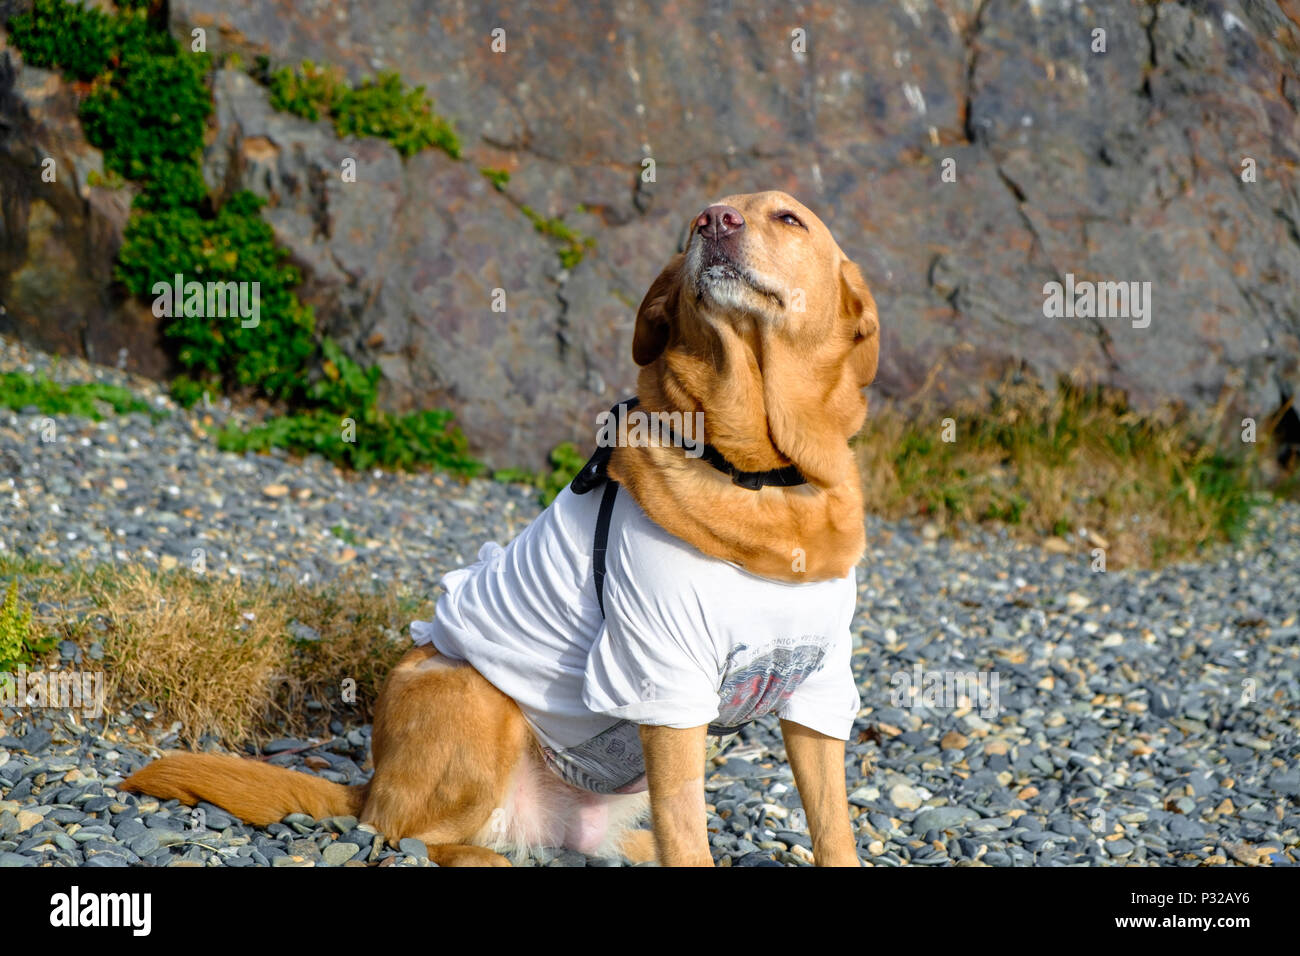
[780, 719, 861, 866]
[639, 724, 713, 867]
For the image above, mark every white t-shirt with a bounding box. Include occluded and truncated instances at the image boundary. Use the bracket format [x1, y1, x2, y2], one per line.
[410, 482, 860, 794]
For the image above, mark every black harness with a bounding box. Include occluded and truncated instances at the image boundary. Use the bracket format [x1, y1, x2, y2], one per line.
[569, 396, 808, 616]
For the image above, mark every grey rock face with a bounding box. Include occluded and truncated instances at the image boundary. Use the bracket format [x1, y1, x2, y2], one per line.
[2, 1, 1298, 465]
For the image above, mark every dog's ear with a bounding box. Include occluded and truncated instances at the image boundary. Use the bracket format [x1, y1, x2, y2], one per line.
[633, 254, 684, 366]
[839, 259, 879, 389]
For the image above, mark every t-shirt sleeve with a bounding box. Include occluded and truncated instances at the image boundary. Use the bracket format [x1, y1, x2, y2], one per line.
[775, 586, 861, 741]
[581, 555, 723, 729]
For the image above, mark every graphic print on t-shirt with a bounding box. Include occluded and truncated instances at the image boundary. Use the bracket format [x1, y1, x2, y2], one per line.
[543, 633, 834, 793]
[540, 719, 648, 795]
[707, 636, 830, 735]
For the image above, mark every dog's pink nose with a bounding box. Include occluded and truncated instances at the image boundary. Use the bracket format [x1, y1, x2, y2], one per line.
[695, 204, 745, 241]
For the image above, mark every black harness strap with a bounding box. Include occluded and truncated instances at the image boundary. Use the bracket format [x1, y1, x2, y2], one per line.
[571, 397, 640, 619]
[591, 479, 620, 617]
[569, 394, 810, 618]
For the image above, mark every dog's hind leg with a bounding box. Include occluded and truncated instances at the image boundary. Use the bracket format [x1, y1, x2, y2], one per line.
[361, 645, 531, 866]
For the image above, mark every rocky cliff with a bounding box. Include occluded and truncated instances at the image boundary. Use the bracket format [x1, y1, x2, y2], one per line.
[2, 0, 1298, 466]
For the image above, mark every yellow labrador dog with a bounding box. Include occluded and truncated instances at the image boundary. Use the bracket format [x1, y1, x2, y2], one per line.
[123, 190, 880, 867]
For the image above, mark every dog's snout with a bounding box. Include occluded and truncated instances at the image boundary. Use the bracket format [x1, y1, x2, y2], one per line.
[695, 204, 745, 242]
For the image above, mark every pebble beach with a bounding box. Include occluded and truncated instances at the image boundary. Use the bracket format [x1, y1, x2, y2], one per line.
[1, 334, 1297, 867]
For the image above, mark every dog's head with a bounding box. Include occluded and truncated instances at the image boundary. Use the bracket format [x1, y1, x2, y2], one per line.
[633, 191, 879, 469]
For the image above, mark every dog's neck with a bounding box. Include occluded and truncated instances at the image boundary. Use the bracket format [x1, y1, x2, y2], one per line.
[606, 327, 867, 583]
[649, 318, 864, 485]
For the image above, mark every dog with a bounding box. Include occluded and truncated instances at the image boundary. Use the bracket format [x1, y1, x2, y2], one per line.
[121, 190, 881, 867]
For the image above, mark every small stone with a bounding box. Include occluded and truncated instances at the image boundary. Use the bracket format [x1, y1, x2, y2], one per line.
[341, 828, 375, 848]
[889, 784, 923, 811]
[266, 740, 307, 756]
[288, 838, 322, 861]
[127, 831, 160, 856]
[1224, 841, 1269, 866]
[262, 484, 290, 498]
[154, 829, 187, 847]
[15, 810, 43, 833]
[398, 837, 428, 860]
[848, 786, 877, 807]
[912, 807, 978, 833]
[1105, 839, 1135, 858]
[789, 844, 814, 864]
[323, 841, 361, 866]
[1065, 591, 1090, 611]
[940, 730, 969, 751]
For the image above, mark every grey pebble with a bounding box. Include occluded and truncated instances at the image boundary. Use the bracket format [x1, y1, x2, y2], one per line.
[912, 807, 979, 833]
[322, 841, 361, 866]
[398, 837, 428, 860]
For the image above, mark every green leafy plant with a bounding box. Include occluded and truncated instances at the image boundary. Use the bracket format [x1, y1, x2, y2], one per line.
[115, 192, 317, 402]
[310, 338, 383, 417]
[167, 373, 219, 409]
[7, 0, 119, 80]
[335, 72, 460, 157]
[0, 371, 162, 420]
[266, 59, 343, 122]
[80, 50, 212, 208]
[8, 1, 173, 81]
[214, 339, 480, 475]
[480, 166, 511, 191]
[86, 168, 128, 190]
[519, 205, 596, 269]
[269, 62, 461, 158]
[0, 579, 52, 676]
[214, 407, 483, 476]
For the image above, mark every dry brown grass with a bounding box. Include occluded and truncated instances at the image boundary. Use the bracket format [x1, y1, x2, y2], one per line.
[7, 559, 423, 747]
[95, 567, 289, 746]
[855, 376, 1278, 567]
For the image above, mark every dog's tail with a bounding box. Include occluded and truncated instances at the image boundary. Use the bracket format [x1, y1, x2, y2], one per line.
[120, 753, 366, 826]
